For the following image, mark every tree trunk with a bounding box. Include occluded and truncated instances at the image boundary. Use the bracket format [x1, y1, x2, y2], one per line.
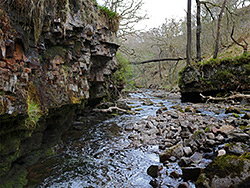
[196, 0, 201, 62]
[186, 0, 192, 65]
[213, 0, 227, 59]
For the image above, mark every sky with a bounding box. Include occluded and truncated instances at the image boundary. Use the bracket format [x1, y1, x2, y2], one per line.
[135, 0, 189, 30]
[97, 0, 192, 30]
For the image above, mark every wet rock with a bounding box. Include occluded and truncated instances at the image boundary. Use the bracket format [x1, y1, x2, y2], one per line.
[206, 139, 216, 146]
[225, 106, 241, 114]
[183, 138, 199, 151]
[160, 143, 184, 162]
[216, 134, 224, 142]
[142, 99, 154, 106]
[167, 110, 179, 119]
[149, 179, 159, 188]
[177, 182, 191, 188]
[183, 147, 192, 156]
[180, 127, 191, 139]
[230, 132, 250, 142]
[147, 165, 162, 178]
[195, 154, 250, 188]
[242, 112, 250, 120]
[225, 142, 249, 155]
[128, 134, 139, 140]
[170, 170, 180, 179]
[178, 157, 192, 167]
[156, 107, 168, 115]
[192, 130, 206, 146]
[169, 156, 177, 162]
[206, 133, 215, 140]
[124, 124, 134, 131]
[190, 152, 203, 164]
[217, 149, 226, 157]
[182, 166, 202, 181]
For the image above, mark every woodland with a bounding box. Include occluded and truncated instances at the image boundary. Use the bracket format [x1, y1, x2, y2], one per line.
[101, 0, 250, 90]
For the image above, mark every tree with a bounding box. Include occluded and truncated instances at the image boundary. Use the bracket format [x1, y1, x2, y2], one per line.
[213, 0, 227, 59]
[98, 0, 147, 38]
[186, 0, 192, 65]
[196, 0, 201, 62]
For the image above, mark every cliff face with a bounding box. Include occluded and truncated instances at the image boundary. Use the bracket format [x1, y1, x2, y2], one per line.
[0, 0, 119, 186]
[179, 54, 250, 102]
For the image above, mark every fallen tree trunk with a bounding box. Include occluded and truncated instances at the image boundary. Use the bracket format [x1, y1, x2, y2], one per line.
[130, 57, 186, 64]
[93, 106, 128, 113]
[200, 93, 250, 103]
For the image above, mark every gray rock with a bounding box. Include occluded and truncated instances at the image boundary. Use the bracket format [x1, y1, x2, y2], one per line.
[190, 152, 203, 164]
[169, 156, 177, 162]
[216, 134, 224, 141]
[183, 147, 192, 156]
[225, 142, 249, 155]
[206, 133, 215, 140]
[217, 149, 226, 157]
[179, 157, 192, 167]
[195, 154, 250, 188]
[230, 132, 250, 142]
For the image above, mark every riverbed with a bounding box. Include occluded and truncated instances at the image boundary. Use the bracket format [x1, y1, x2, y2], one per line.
[25, 89, 250, 188]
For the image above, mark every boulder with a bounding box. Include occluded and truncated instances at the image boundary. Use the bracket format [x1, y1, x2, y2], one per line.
[182, 166, 202, 181]
[195, 153, 250, 188]
[160, 143, 184, 162]
[147, 165, 162, 178]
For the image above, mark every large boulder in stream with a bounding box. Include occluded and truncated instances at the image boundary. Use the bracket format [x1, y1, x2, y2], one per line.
[195, 153, 250, 188]
[178, 54, 250, 102]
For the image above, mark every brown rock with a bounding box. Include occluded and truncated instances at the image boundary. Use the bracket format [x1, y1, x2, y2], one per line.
[0, 61, 6, 68]
[219, 125, 234, 135]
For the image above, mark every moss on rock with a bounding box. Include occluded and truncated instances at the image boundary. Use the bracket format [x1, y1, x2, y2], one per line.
[196, 153, 250, 188]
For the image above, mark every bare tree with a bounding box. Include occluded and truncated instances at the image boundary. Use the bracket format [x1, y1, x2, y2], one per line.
[99, 0, 147, 38]
[196, 0, 201, 62]
[213, 0, 227, 59]
[187, 0, 192, 65]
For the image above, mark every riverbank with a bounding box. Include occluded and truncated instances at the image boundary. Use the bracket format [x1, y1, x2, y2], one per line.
[126, 89, 250, 187]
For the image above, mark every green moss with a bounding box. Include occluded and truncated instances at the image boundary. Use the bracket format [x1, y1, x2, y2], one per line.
[204, 154, 247, 179]
[232, 113, 240, 118]
[225, 106, 241, 114]
[204, 126, 210, 133]
[25, 101, 41, 130]
[134, 108, 143, 111]
[25, 84, 42, 130]
[216, 70, 234, 80]
[112, 52, 134, 89]
[98, 5, 118, 19]
[241, 152, 250, 160]
[195, 173, 210, 187]
[239, 125, 250, 130]
[43, 46, 68, 60]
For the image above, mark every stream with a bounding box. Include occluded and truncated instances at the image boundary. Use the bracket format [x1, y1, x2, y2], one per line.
[25, 89, 249, 188]
[26, 90, 183, 188]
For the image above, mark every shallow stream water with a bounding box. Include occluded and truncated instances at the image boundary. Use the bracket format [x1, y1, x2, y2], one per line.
[26, 90, 237, 188]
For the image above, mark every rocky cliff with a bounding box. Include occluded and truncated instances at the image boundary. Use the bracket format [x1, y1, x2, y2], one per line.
[0, 0, 119, 186]
[179, 54, 250, 102]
